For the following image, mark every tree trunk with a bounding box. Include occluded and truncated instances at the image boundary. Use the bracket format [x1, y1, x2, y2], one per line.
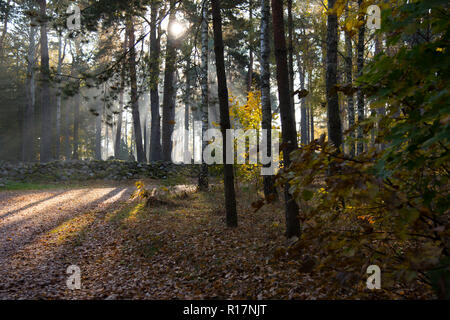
[345, 4, 355, 157]
[184, 55, 192, 164]
[72, 37, 81, 161]
[115, 34, 127, 158]
[105, 109, 109, 158]
[326, 0, 342, 150]
[127, 17, 146, 163]
[149, 2, 162, 161]
[306, 104, 310, 143]
[271, 0, 300, 239]
[298, 56, 308, 146]
[198, 2, 209, 191]
[310, 105, 314, 142]
[161, 1, 177, 162]
[55, 32, 64, 160]
[95, 88, 103, 160]
[72, 89, 80, 160]
[247, 0, 254, 93]
[211, 0, 238, 228]
[64, 100, 71, 161]
[143, 113, 148, 160]
[23, 22, 37, 162]
[356, 0, 365, 155]
[374, 33, 386, 151]
[287, 0, 295, 121]
[260, 0, 277, 199]
[38, 0, 52, 163]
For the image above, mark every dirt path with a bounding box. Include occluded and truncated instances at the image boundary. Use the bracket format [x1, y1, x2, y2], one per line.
[0, 182, 321, 300]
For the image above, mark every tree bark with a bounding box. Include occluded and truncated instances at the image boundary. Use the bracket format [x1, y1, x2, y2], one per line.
[95, 85, 103, 160]
[199, 2, 209, 191]
[211, 0, 238, 228]
[260, 0, 277, 199]
[271, 0, 300, 238]
[310, 106, 314, 142]
[23, 21, 37, 162]
[184, 54, 192, 164]
[326, 0, 342, 150]
[356, 0, 365, 155]
[345, 4, 355, 157]
[162, 0, 177, 162]
[0, 0, 11, 64]
[374, 33, 386, 151]
[127, 16, 146, 163]
[287, 0, 295, 122]
[55, 32, 65, 160]
[149, 2, 162, 161]
[247, 0, 254, 93]
[306, 103, 310, 143]
[298, 55, 308, 146]
[72, 88, 80, 160]
[64, 95, 71, 161]
[115, 34, 128, 159]
[38, 0, 52, 163]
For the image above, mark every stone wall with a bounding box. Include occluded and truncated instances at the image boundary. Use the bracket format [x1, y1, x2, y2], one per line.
[0, 160, 196, 183]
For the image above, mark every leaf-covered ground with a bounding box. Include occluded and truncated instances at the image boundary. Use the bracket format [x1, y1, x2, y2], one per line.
[0, 180, 413, 300]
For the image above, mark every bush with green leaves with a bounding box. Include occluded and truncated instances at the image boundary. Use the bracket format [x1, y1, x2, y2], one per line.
[285, 0, 449, 299]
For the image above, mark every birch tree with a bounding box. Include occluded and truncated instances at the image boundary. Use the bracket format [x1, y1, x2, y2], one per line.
[260, 0, 277, 199]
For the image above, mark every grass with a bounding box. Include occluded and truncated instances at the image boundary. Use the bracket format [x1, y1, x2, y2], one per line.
[0, 179, 139, 191]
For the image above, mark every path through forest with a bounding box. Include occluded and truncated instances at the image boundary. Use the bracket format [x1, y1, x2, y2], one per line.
[0, 181, 341, 300]
[0, 183, 137, 299]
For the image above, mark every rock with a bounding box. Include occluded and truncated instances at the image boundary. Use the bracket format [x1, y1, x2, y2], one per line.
[0, 160, 193, 182]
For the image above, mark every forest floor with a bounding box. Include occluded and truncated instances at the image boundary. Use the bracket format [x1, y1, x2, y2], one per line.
[0, 179, 390, 300]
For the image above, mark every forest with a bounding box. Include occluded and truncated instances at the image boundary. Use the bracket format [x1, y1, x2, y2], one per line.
[0, 0, 448, 301]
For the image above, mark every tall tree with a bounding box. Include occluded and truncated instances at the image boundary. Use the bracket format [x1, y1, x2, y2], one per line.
[310, 105, 314, 141]
[95, 84, 104, 160]
[260, 0, 277, 199]
[127, 16, 146, 163]
[345, 4, 355, 157]
[22, 14, 37, 162]
[72, 36, 81, 161]
[271, 0, 300, 238]
[287, 0, 295, 119]
[38, 0, 52, 163]
[55, 32, 66, 160]
[211, 0, 238, 228]
[184, 50, 192, 164]
[149, 2, 162, 161]
[325, 0, 342, 149]
[0, 0, 11, 63]
[115, 33, 127, 158]
[162, 0, 178, 162]
[72, 86, 80, 160]
[198, 2, 209, 191]
[298, 55, 308, 146]
[247, 0, 254, 93]
[356, 0, 365, 155]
